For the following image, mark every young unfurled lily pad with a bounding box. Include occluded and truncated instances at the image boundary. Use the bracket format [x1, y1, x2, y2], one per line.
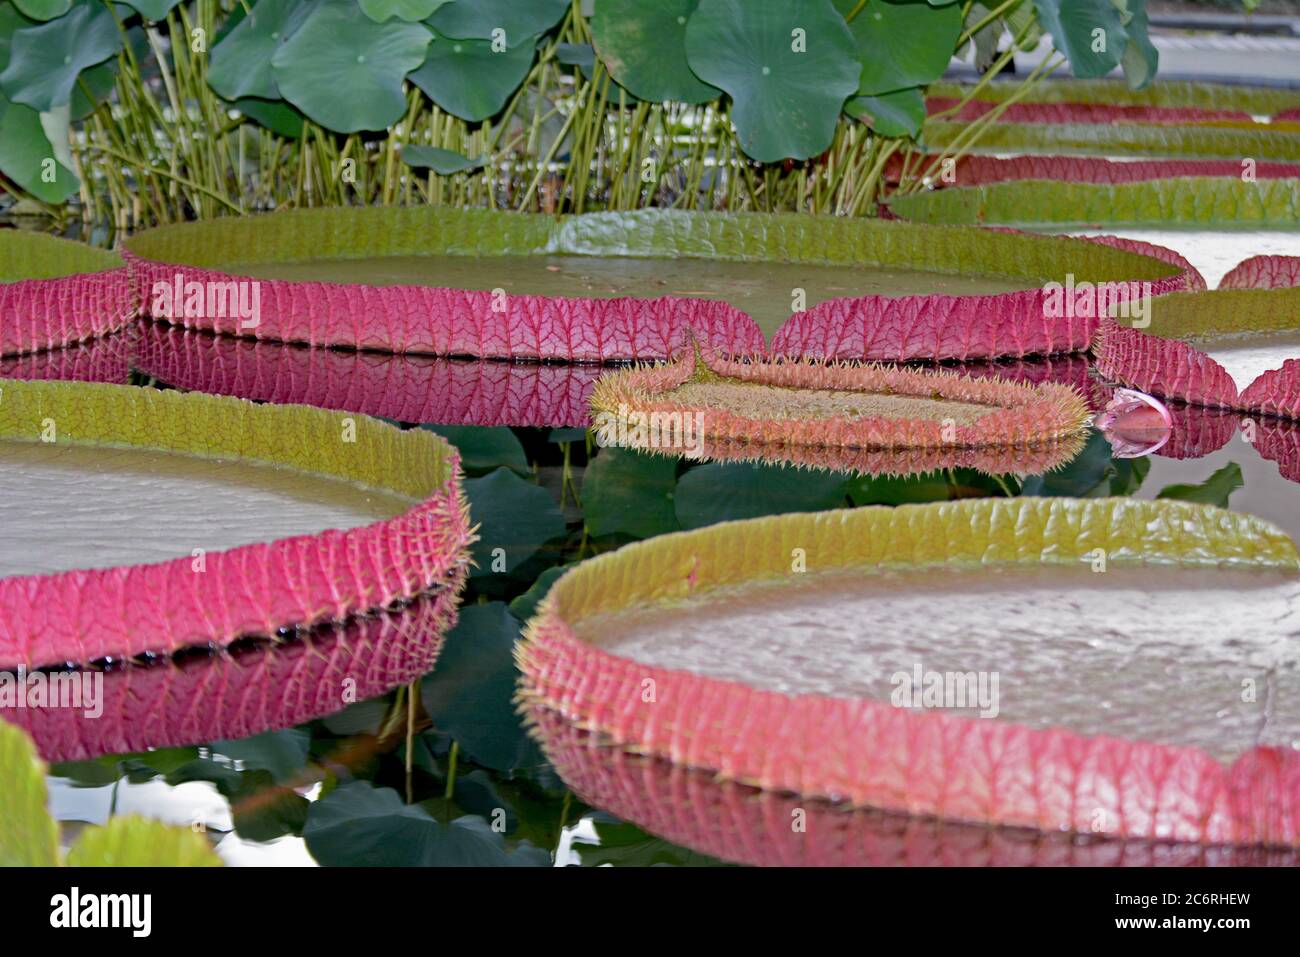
[518, 496, 1300, 847]
[589, 343, 1089, 474]
[0, 231, 132, 356]
[0, 379, 472, 672]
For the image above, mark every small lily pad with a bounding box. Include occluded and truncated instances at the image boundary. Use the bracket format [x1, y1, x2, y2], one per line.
[0, 0, 121, 111]
[409, 30, 538, 122]
[591, 0, 718, 104]
[684, 0, 860, 162]
[271, 0, 431, 132]
[401, 144, 486, 175]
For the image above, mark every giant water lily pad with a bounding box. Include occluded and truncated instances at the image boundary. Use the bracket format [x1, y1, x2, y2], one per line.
[0, 231, 131, 355]
[123, 207, 1192, 359]
[683, 0, 860, 162]
[928, 77, 1300, 116]
[1095, 286, 1300, 420]
[591, 0, 717, 104]
[270, 0, 431, 132]
[590, 345, 1090, 475]
[519, 496, 1300, 846]
[0, 379, 471, 671]
[6, 594, 456, 763]
[889, 178, 1300, 228]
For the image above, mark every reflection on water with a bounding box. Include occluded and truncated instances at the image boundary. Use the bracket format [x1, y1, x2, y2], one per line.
[533, 708, 1300, 867]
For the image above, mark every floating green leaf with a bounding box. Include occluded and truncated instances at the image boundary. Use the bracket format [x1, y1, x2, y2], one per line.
[1033, 0, 1126, 78]
[1157, 462, 1243, 508]
[421, 602, 545, 771]
[0, 0, 121, 111]
[837, 0, 962, 96]
[845, 86, 925, 137]
[428, 0, 567, 42]
[271, 0, 431, 132]
[582, 447, 680, 540]
[303, 781, 549, 866]
[674, 461, 850, 529]
[209, 0, 310, 101]
[409, 30, 537, 122]
[424, 424, 527, 472]
[359, 0, 450, 22]
[464, 466, 565, 577]
[591, 0, 718, 103]
[684, 0, 860, 162]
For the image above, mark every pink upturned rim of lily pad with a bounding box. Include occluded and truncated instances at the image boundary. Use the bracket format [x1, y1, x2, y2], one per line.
[925, 98, 1254, 126]
[119, 208, 1200, 363]
[1220, 254, 1300, 291]
[0, 231, 136, 357]
[0, 380, 474, 672]
[518, 497, 1300, 848]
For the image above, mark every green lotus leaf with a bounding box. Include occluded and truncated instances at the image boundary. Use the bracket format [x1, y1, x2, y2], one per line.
[0, 94, 78, 203]
[555, 42, 639, 102]
[209, 0, 311, 102]
[684, 0, 860, 162]
[845, 86, 924, 137]
[212, 729, 312, 784]
[420, 602, 545, 772]
[1157, 462, 1243, 509]
[116, 0, 183, 19]
[232, 95, 305, 138]
[408, 29, 537, 122]
[887, 177, 1300, 228]
[582, 447, 681, 540]
[0, 0, 121, 111]
[1033, 0, 1126, 78]
[270, 0, 431, 132]
[591, 0, 718, 104]
[836, 0, 962, 96]
[0, 723, 60, 866]
[70, 56, 116, 120]
[675, 461, 850, 530]
[1117, 0, 1157, 90]
[400, 145, 485, 173]
[359, 0, 450, 22]
[923, 120, 1300, 162]
[464, 466, 565, 577]
[427, 0, 567, 42]
[423, 424, 527, 472]
[64, 816, 223, 866]
[11, 0, 69, 19]
[303, 781, 549, 866]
